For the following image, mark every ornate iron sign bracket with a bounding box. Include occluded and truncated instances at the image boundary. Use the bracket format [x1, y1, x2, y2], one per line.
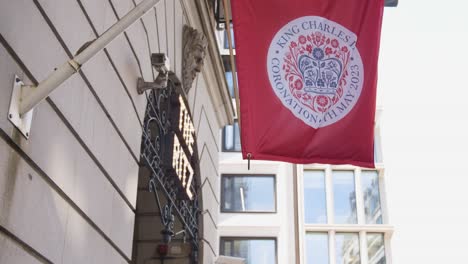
[140, 69, 201, 263]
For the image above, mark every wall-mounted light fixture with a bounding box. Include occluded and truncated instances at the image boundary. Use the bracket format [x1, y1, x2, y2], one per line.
[137, 53, 171, 94]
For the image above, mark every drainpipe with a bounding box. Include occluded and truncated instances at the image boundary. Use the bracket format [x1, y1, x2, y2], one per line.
[18, 0, 159, 115]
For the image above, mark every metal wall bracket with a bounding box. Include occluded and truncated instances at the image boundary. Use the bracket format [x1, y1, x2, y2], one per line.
[137, 75, 167, 94]
[8, 75, 34, 139]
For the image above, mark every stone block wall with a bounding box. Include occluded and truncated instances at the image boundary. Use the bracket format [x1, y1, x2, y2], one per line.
[0, 0, 232, 263]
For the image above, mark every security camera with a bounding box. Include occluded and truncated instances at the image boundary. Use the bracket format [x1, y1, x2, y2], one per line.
[151, 53, 170, 74]
[137, 53, 171, 94]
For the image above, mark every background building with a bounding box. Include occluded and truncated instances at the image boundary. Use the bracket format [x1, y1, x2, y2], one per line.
[217, 112, 391, 264]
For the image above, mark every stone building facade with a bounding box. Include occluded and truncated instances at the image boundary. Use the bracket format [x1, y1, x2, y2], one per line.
[0, 0, 233, 263]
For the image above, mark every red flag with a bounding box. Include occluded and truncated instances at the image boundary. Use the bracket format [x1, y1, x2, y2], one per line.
[231, 0, 384, 168]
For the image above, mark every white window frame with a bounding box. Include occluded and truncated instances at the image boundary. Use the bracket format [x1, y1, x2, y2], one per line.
[219, 237, 278, 264]
[297, 164, 393, 264]
[220, 174, 277, 213]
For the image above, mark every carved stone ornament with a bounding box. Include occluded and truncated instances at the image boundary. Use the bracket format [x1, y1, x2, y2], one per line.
[182, 25, 208, 94]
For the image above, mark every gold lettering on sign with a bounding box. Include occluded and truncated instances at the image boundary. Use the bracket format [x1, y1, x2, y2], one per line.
[172, 134, 194, 199]
[178, 96, 195, 155]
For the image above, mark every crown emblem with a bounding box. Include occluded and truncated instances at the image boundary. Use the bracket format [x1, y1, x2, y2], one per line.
[298, 48, 343, 95]
[268, 19, 364, 128]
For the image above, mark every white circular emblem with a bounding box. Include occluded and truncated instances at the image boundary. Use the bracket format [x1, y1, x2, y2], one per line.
[267, 16, 364, 128]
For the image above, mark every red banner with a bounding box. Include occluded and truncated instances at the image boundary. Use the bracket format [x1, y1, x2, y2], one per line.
[231, 0, 384, 168]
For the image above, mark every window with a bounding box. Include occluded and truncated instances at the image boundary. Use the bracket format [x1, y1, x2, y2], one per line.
[302, 169, 384, 224]
[221, 174, 276, 212]
[222, 55, 236, 98]
[335, 233, 361, 264]
[222, 120, 241, 152]
[304, 171, 327, 223]
[373, 141, 380, 164]
[367, 233, 386, 264]
[225, 71, 237, 98]
[333, 171, 357, 224]
[220, 238, 276, 264]
[374, 133, 383, 163]
[301, 168, 391, 264]
[223, 27, 235, 49]
[361, 171, 383, 224]
[306, 233, 329, 264]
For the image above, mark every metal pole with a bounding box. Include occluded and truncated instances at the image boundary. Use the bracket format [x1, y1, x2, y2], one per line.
[222, 0, 252, 165]
[222, 0, 241, 127]
[19, 0, 160, 116]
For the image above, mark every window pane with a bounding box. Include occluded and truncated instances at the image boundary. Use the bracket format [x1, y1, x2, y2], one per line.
[222, 121, 241, 152]
[304, 171, 327, 223]
[367, 234, 386, 264]
[220, 238, 276, 264]
[224, 27, 235, 49]
[223, 124, 234, 151]
[225, 71, 235, 98]
[361, 171, 383, 224]
[333, 171, 357, 224]
[306, 233, 329, 264]
[373, 140, 380, 163]
[233, 121, 241, 151]
[222, 175, 275, 212]
[223, 240, 232, 256]
[335, 233, 360, 264]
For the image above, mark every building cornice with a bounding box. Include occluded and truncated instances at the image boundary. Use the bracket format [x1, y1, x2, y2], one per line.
[182, 0, 235, 126]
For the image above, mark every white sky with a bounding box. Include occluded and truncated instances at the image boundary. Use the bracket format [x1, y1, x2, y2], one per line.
[379, 0, 468, 262]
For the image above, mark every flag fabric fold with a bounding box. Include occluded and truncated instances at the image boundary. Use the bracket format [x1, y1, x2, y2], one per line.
[231, 0, 384, 168]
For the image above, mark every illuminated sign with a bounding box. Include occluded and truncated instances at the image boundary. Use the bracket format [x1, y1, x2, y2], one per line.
[171, 133, 194, 199]
[162, 93, 198, 200]
[176, 95, 195, 156]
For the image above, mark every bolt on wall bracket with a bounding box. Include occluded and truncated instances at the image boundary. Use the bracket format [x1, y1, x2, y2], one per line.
[8, 75, 34, 139]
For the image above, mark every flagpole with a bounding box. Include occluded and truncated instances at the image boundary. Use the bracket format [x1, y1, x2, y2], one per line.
[224, 0, 253, 167]
[222, 0, 242, 131]
[17, 0, 160, 116]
